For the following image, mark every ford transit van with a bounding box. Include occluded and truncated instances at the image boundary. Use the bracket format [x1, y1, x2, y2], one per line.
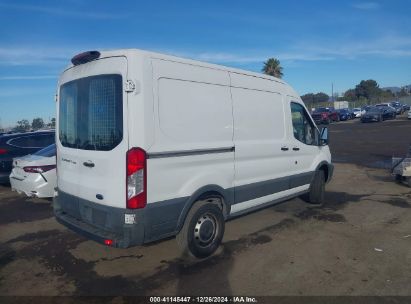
[54, 49, 333, 258]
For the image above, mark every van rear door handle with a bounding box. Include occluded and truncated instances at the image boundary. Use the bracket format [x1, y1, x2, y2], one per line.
[83, 161, 95, 168]
[293, 147, 300, 151]
[281, 147, 289, 151]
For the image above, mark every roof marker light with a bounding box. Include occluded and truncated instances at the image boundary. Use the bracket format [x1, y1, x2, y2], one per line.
[71, 51, 100, 66]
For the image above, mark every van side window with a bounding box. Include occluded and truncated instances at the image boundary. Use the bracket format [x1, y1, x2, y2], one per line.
[290, 102, 318, 145]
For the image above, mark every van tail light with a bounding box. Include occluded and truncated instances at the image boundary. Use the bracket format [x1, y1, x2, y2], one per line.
[126, 148, 147, 209]
[0, 148, 7, 155]
[104, 239, 114, 246]
[23, 165, 56, 173]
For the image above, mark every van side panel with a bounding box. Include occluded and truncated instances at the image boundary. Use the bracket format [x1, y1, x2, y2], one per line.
[157, 78, 232, 145]
[230, 73, 299, 214]
[145, 59, 235, 240]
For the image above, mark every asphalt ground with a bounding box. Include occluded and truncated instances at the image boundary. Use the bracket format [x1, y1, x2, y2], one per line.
[0, 114, 410, 301]
[329, 115, 411, 168]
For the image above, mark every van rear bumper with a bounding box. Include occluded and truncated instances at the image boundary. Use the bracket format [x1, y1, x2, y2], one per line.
[53, 190, 145, 248]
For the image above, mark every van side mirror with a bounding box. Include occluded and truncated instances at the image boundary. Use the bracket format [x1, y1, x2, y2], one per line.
[320, 127, 328, 145]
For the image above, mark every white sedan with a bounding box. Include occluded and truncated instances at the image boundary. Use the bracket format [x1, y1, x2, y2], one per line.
[9, 144, 56, 198]
[352, 108, 365, 118]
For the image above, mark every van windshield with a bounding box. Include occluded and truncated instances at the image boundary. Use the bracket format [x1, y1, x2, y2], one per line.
[59, 74, 123, 151]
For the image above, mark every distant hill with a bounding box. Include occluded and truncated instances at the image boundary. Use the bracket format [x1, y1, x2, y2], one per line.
[382, 86, 401, 93]
[382, 84, 411, 93]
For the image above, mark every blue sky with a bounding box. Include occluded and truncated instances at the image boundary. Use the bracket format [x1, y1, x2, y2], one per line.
[0, 0, 410, 127]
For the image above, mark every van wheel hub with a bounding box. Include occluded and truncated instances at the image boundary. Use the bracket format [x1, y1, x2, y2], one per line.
[194, 214, 217, 246]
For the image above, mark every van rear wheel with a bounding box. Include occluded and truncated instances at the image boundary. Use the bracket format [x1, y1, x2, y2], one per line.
[302, 170, 325, 206]
[176, 200, 225, 259]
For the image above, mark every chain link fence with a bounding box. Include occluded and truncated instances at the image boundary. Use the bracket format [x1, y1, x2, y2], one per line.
[305, 96, 411, 111]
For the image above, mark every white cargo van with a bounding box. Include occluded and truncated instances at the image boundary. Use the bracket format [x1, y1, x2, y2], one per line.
[54, 49, 333, 258]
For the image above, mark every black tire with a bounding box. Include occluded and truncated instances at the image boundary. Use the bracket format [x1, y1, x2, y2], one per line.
[395, 174, 403, 183]
[302, 170, 325, 206]
[176, 199, 225, 259]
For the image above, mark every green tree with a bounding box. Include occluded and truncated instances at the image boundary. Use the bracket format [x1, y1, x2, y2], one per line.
[343, 89, 357, 102]
[262, 58, 283, 78]
[355, 79, 381, 102]
[50, 117, 56, 128]
[397, 88, 409, 98]
[314, 92, 329, 103]
[15, 119, 30, 132]
[31, 117, 44, 130]
[301, 93, 315, 104]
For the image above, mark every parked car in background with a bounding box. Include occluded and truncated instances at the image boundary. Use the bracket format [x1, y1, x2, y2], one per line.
[10, 144, 56, 198]
[403, 104, 410, 111]
[352, 108, 364, 118]
[362, 105, 372, 113]
[0, 130, 55, 183]
[408, 110, 411, 120]
[390, 102, 403, 115]
[336, 109, 351, 121]
[376, 103, 392, 107]
[311, 107, 339, 124]
[380, 106, 397, 120]
[348, 108, 357, 119]
[375, 104, 397, 118]
[362, 106, 396, 122]
[361, 107, 384, 123]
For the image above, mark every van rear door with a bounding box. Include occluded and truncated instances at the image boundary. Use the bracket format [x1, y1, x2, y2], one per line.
[57, 57, 128, 209]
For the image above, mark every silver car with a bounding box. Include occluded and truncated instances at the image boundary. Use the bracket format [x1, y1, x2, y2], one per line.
[9, 144, 56, 198]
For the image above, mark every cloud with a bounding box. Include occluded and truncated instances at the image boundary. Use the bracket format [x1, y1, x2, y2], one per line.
[169, 35, 411, 65]
[0, 75, 56, 80]
[0, 47, 80, 66]
[1, 34, 411, 69]
[300, 35, 411, 60]
[352, 2, 381, 10]
[167, 50, 335, 65]
[0, 2, 128, 19]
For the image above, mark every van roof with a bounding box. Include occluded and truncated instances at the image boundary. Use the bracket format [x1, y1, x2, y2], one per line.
[64, 48, 300, 98]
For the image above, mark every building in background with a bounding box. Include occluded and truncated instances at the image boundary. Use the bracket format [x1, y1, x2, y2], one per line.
[334, 101, 349, 109]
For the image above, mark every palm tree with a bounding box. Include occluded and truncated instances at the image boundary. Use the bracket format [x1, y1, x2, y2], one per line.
[262, 58, 283, 78]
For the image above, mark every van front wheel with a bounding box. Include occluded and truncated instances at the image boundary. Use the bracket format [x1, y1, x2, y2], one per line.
[302, 170, 325, 206]
[176, 200, 225, 259]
